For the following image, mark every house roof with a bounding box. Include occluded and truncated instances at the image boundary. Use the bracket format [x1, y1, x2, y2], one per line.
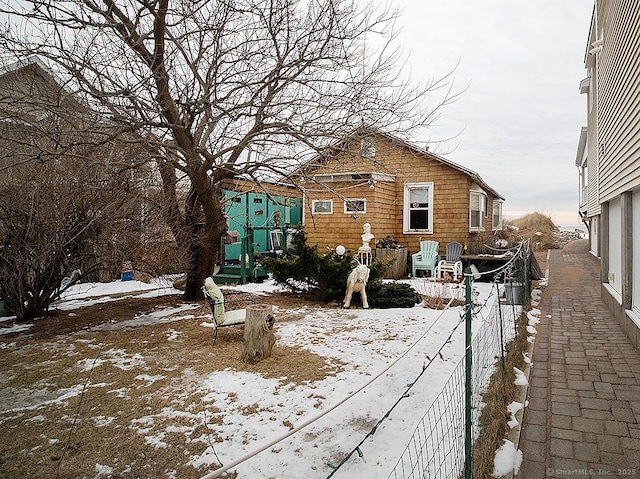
[0, 56, 69, 92]
[299, 126, 505, 200]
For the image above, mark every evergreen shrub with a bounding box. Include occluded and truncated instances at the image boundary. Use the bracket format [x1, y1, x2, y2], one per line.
[261, 228, 388, 302]
[367, 281, 421, 308]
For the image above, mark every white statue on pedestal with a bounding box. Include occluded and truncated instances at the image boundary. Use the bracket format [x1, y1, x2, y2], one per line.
[360, 222, 374, 251]
[358, 222, 374, 265]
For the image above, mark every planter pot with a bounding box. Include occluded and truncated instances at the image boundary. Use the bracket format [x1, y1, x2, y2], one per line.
[376, 247, 408, 279]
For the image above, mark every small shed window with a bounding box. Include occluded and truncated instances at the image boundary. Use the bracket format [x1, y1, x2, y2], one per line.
[360, 137, 376, 158]
[403, 182, 433, 233]
[344, 198, 366, 214]
[492, 200, 503, 231]
[470, 191, 487, 231]
[312, 199, 333, 214]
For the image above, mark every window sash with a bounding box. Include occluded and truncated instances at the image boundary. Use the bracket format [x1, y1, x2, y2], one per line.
[344, 198, 366, 214]
[470, 192, 487, 230]
[492, 201, 503, 230]
[404, 183, 433, 233]
[312, 199, 333, 214]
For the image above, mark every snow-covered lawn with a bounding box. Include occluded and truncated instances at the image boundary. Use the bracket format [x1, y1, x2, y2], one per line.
[0, 277, 507, 478]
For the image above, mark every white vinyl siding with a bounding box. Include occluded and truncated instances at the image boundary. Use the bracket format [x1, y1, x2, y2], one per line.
[594, 1, 640, 203]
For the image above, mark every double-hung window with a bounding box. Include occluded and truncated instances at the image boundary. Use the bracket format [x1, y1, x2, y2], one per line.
[469, 191, 487, 231]
[492, 200, 503, 231]
[403, 182, 433, 233]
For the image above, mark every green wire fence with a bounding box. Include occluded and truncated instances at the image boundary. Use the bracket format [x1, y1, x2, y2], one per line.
[387, 241, 532, 479]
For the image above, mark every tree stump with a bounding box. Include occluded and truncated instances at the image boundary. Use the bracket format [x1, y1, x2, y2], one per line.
[241, 304, 276, 364]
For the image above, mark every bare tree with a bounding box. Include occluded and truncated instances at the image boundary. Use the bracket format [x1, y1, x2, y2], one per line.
[0, 0, 456, 300]
[0, 57, 167, 321]
[0, 129, 156, 321]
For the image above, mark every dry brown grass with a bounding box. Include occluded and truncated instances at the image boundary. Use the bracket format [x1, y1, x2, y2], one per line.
[510, 212, 558, 251]
[467, 211, 559, 254]
[472, 307, 531, 478]
[0, 292, 342, 479]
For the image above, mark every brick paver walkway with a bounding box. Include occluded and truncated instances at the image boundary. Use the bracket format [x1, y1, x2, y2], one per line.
[518, 240, 640, 478]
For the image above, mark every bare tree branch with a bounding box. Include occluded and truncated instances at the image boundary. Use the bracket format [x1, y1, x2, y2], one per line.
[0, 0, 460, 299]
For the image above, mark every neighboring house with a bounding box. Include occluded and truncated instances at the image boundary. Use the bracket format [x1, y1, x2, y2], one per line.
[296, 128, 504, 261]
[0, 56, 82, 122]
[0, 57, 162, 280]
[577, 1, 640, 348]
[0, 57, 85, 175]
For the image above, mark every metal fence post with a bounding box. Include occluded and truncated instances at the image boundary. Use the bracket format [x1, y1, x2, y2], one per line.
[464, 267, 472, 479]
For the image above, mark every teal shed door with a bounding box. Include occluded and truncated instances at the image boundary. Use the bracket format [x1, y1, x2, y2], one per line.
[248, 193, 268, 252]
[224, 191, 246, 261]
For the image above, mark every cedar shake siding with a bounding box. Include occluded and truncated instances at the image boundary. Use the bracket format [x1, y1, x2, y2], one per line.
[299, 129, 504, 258]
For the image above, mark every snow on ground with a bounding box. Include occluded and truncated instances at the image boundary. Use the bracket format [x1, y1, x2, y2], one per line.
[1, 276, 500, 478]
[0, 276, 185, 335]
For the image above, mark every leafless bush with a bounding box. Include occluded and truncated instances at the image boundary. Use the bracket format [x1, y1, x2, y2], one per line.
[411, 279, 466, 309]
[0, 115, 162, 320]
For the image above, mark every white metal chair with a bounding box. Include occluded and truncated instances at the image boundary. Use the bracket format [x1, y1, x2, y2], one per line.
[435, 241, 464, 281]
[202, 277, 255, 344]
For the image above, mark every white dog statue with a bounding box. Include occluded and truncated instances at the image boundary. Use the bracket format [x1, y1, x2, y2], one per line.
[343, 263, 370, 309]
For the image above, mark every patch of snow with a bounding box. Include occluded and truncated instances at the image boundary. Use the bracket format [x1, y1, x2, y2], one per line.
[506, 401, 525, 430]
[25, 414, 46, 423]
[134, 374, 165, 387]
[0, 384, 85, 414]
[94, 463, 114, 477]
[89, 305, 199, 332]
[513, 367, 528, 386]
[165, 329, 180, 341]
[492, 439, 523, 477]
[107, 387, 130, 400]
[0, 323, 33, 335]
[93, 416, 115, 427]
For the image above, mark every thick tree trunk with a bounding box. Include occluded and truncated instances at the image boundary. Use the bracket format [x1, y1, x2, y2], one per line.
[241, 304, 276, 364]
[182, 214, 227, 300]
[156, 156, 229, 301]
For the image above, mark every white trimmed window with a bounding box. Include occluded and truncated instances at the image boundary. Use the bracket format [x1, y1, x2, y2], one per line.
[492, 200, 503, 230]
[344, 198, 366, 214]
[311, 199, 333, 214]
[470, 191, 487, 231]
[403, 182, 434, 233]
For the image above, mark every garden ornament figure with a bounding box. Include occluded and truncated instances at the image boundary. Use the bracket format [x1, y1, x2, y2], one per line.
[358, 222, 374, 265]
[343, 263, 370, 309]
[360, 222, 374, 249]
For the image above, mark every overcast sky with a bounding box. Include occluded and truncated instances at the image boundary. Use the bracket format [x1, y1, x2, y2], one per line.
[392, 1, 594, 225]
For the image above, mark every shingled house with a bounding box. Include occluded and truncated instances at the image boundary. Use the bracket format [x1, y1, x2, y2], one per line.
[297, 128, 505, 268]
